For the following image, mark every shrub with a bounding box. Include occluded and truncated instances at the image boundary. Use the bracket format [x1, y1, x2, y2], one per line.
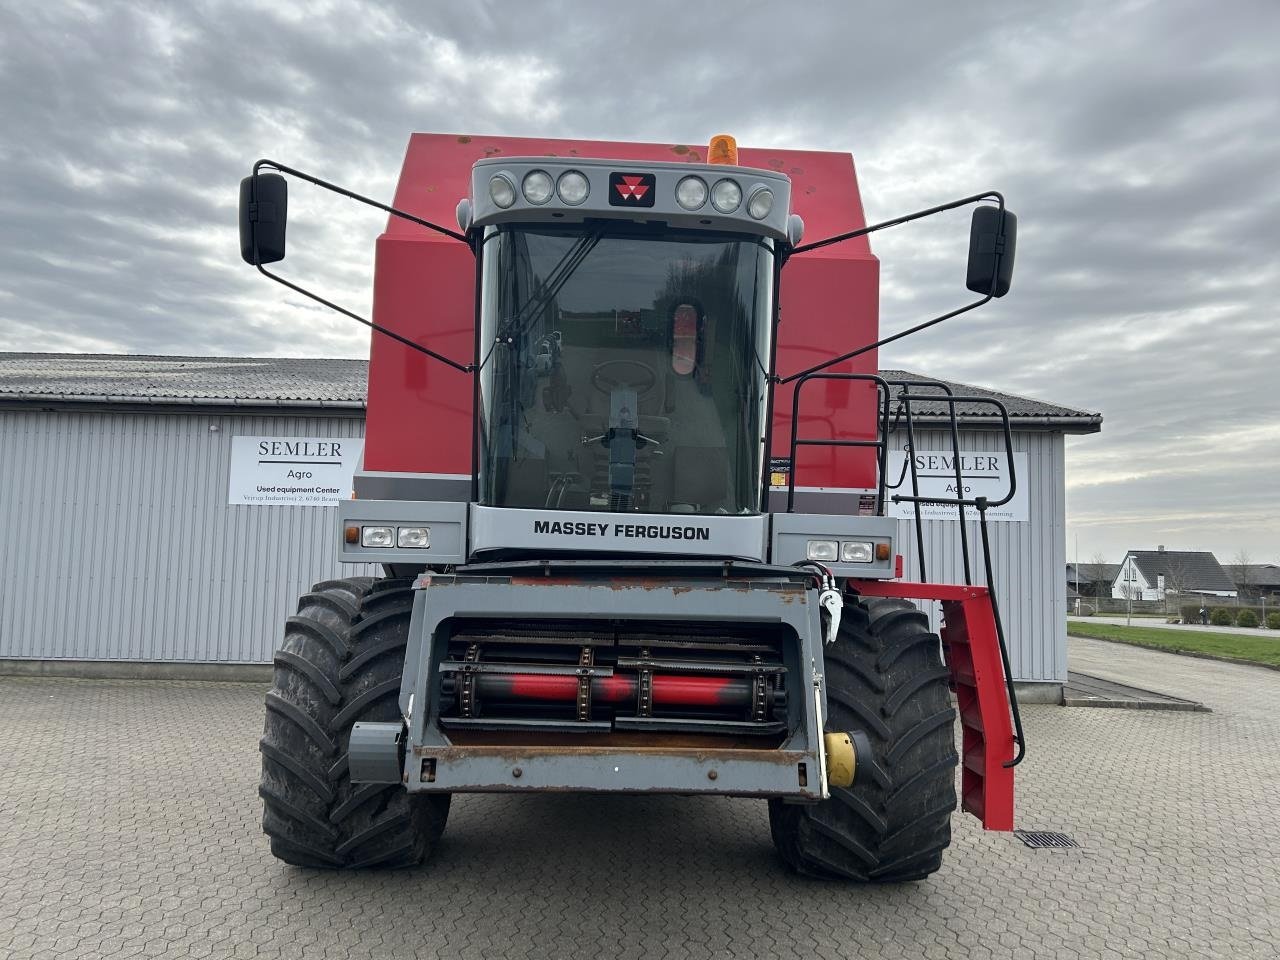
[1236, 609, 1260, 628]
[1210, 608, 1234, 626]
[1267, 613, 1280, 631]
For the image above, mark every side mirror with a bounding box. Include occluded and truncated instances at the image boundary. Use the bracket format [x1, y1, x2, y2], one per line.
[966, 206, 1016, 297]
[239, 173, 288, 265]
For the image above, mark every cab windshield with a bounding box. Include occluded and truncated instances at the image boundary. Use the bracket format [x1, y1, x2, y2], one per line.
[477, 224, 774, 515]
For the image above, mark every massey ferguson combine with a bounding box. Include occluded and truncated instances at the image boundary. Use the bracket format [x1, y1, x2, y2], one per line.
[240, 133, 1024, 881]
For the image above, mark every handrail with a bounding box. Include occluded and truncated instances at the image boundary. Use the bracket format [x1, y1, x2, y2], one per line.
[785, 373, 892, 514]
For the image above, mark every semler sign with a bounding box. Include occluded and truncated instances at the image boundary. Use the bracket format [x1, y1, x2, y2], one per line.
[886, 451, 1028, 522]
[228, 436, 364, 506]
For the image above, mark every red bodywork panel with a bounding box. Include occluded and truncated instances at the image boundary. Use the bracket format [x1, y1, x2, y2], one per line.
[364, 133, 881, 493]
[853, 580, 1017, 831]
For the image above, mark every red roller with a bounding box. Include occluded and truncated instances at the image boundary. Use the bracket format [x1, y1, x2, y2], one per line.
[483, 673, 747, 708]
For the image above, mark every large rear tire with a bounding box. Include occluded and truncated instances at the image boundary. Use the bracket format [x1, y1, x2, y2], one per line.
[259, 576, 450, 868]
[769, 596, 957, 882]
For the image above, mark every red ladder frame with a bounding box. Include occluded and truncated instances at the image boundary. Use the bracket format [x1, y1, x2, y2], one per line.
[852, 579, 1016, 831]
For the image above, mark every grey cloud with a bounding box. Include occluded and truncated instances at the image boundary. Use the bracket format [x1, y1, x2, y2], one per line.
[0, 0, 1277, 561]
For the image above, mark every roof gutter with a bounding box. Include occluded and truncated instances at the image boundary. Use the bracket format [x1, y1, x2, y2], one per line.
[0, 394, 367, 415]
[891, 414, 1103, 435]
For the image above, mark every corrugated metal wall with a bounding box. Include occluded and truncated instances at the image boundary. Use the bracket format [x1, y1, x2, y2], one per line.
[887, 428, 1067, 684]
[0, 409, 372, 664]
[0, 409, 1064, 682]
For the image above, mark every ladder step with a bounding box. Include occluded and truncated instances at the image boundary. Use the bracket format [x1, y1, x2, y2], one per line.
[964, 746, 987, 775]
[961, 702, 985, 732]
[962, 786, 985, 821]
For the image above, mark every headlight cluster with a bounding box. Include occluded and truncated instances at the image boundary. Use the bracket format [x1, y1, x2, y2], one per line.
[359, 525, 430, 549]
[675, 176, 771, 217]
[490, 170, 591, 208]
[806, 539, 877, 563]
[489, 170, 773, 219]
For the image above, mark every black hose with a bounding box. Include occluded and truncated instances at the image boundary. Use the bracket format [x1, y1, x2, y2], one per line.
[976, 498, 1026, 768]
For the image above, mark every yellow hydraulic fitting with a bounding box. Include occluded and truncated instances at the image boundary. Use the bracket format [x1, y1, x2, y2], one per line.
[824, 732, 857, 788]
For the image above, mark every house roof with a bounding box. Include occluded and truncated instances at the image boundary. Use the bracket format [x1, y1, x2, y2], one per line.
[0, 353, 1102, 432]
[1123, 550, 1237, 593]
[881, 370, 1101, 433]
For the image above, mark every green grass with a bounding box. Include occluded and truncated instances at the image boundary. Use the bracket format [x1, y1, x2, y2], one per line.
[1066, 622, 1280, 668]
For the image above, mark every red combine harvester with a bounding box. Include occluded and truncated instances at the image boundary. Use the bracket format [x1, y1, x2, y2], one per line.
[240, 133, 1023, 880]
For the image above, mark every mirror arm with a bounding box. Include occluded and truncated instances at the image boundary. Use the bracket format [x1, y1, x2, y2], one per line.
[254, 158, 471, 246]
[255, 263, 474, 374]
[775, 294, 991, 386]
[788, 190, 1004, 257]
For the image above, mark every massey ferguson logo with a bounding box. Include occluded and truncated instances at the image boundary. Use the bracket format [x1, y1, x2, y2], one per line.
[609, 172, 656, 207]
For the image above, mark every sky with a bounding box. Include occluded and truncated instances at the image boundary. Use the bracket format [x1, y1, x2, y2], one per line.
[1, 0, 1277, 565]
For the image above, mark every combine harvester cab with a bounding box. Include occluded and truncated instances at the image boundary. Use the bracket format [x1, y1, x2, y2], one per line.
[240, 133, 1023, 880]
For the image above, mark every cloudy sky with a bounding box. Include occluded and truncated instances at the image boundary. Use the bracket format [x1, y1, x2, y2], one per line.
[1, 0, 1277, 564]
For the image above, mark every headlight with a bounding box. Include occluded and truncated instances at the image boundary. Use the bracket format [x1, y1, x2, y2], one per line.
[710, 178, 742, 213]
[398, 526, 431, 548]
[841, 541, 874, 563]
[489, 174, 517, 208]
[361, 526, 394, 548]
[675, 175, 708, 210]
[522, 170, 554, 205]
[806, 540, 839, 562]
[747, 186, 774, 220]
[557, 170, 589, 205]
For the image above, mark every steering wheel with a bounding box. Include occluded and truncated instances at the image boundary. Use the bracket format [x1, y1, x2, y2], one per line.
[590, 359, 657, 398]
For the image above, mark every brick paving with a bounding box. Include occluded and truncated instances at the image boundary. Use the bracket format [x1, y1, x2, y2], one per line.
[1, 639, 1277, 959]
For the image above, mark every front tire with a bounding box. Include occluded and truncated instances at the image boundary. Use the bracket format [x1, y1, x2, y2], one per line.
[769, 596, 957, 882]
[259, 576, 449, 868]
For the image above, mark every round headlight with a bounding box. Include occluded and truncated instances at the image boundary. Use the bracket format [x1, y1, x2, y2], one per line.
[489, 174, 516, 209]
[675, 176, 708, 210]
[711, 178, 742, 213]
[747, 186, 774, 220]
[557, 170, 590, 205]
[522, 170, 554, 205]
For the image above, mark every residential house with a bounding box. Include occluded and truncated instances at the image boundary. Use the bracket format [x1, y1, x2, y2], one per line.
[1111, 548, 1237, 601]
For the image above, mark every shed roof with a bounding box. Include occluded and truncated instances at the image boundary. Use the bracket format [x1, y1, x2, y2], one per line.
[1067, 562, 1121, 583]
[1226, 564, 1280, 589]
[0, 353, 1102, 431]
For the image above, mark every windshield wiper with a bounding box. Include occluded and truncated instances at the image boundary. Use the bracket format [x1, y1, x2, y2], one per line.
[508, 228, 604, 338]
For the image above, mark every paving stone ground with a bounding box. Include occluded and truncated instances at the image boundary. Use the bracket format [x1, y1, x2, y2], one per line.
[2, 637, 1277, 959]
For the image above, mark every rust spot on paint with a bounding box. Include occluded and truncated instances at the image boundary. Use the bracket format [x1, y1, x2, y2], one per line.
[671, 144, 691, 155]
[789, 166, 804, 176]
[768, 158, 784, 169]
[805, 185, 816, 195]
[457, 136, 472, 144]
[686, 151, 702, 162]
[484, 147, 502, 156]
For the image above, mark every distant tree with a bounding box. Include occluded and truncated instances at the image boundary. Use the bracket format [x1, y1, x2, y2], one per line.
[1162, 554, 1194, 604]
[1116, 556, 1141, 601]
[1228, 549, 1255, 599]
[1086, 552, 1111, 597]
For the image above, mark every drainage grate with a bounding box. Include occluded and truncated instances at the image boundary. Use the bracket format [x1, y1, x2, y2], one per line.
[1015, 830, 1079, 849]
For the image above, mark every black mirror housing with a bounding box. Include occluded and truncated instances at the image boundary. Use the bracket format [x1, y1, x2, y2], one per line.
[966, 206, 1016, 298]
[239, 173, 288, 265]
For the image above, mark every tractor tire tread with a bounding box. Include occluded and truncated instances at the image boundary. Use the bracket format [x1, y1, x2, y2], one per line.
[259, 576, 449, 870]
[769, 592, 957, 883]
